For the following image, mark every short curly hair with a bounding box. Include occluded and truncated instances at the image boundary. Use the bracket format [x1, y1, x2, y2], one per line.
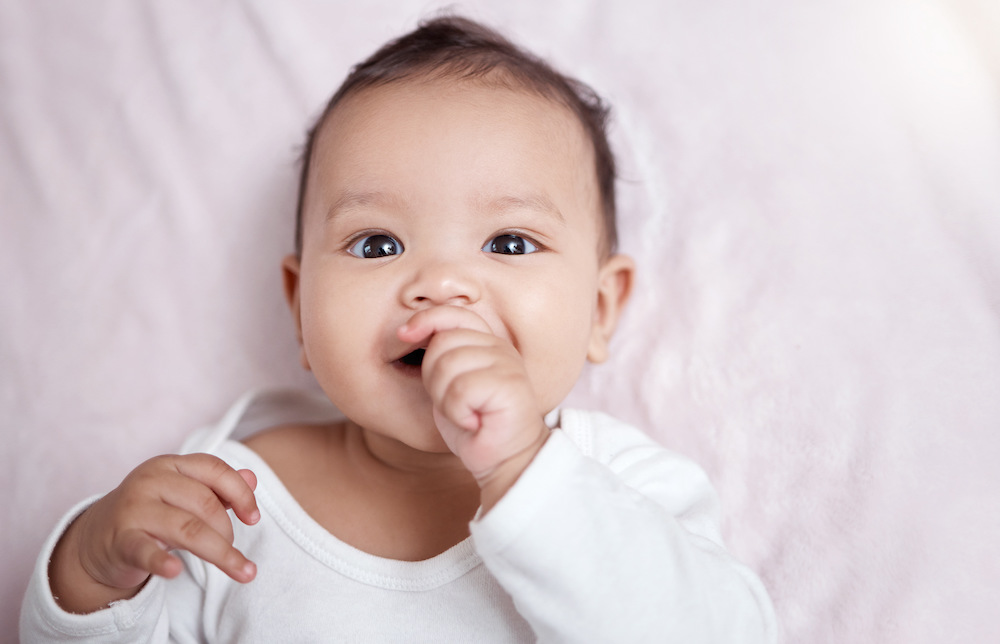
[294, 15, 618, 257]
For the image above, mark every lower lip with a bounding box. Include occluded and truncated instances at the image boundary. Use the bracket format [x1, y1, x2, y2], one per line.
[392, 360, 422, 377]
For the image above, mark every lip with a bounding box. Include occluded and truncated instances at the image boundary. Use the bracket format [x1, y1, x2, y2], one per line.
[390, 343, 428, 377]
[399, 347, 425, 366]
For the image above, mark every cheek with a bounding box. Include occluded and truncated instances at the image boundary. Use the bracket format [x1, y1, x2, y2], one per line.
[300, 306, 342, 380]
[511, 272, 597, 410]
[298, 271, 370, 371]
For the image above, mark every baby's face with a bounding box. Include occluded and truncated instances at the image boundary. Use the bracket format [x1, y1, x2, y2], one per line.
[288, 78, 628, 452]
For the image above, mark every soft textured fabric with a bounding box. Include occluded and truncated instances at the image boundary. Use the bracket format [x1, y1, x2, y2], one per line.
[20, 390, 775, 643]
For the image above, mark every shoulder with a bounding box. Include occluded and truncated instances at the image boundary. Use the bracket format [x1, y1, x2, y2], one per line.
[557, 409, 722, 531]
[181, 388, 344, 455]
[557, 408, 675, 466]
[241, 422, 345, 479]
[242, 422, 332, 454]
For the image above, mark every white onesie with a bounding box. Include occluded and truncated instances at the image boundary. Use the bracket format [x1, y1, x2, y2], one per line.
[21, 388, 776, 643]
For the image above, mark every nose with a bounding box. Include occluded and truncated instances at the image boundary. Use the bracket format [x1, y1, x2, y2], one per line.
[400, 259, 482, 308]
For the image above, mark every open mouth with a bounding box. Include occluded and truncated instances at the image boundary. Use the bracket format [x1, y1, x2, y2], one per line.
[398, 348, 426, 367]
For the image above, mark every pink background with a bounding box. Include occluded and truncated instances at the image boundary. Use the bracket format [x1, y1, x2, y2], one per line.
[3, 1, 999, 641]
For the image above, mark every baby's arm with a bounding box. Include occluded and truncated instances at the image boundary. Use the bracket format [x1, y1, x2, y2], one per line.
[47, 453, 259, 614]
[471, 420, 778, 642]
[402, 306, 775, 641]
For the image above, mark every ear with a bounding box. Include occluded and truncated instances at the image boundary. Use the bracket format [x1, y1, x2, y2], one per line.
[587, 254, 635, 364]
[281, 254, 311, 371]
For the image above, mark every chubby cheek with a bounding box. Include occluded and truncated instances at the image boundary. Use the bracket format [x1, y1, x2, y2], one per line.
[299, 301, 344, 385]
[511, 276, 596, 412]
[298, 274, 369, 389]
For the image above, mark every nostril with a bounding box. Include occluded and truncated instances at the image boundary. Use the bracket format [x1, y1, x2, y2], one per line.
[401, 268, 481, 308]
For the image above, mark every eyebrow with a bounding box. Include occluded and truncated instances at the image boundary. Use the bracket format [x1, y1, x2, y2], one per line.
[324, 190, 566, 224]
[325, 190, 405, 222]
[478, 193, 566, 224]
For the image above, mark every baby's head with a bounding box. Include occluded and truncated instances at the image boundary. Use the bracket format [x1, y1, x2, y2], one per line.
[284, 16, 634, 450]
[294, 15, 619, 259]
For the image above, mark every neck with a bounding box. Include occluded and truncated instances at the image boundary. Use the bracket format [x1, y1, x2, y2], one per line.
[346, 421, 478, 493]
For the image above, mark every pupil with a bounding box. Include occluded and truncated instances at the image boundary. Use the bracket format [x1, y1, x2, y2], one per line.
[495, 235, 524, 254]
[364, 235, 397, 258]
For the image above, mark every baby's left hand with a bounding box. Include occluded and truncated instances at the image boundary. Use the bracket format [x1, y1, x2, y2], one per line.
[398, 306, 549, 510]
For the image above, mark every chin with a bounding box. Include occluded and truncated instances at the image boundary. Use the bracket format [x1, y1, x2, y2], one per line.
[366, 411, 454, 454]
[405, 423, 454, 454]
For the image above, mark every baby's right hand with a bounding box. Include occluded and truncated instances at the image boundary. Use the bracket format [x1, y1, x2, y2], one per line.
[49, 453, 259, 614]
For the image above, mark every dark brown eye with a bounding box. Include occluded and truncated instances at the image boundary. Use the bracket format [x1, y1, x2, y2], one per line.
[485, 234, 538, 255]
[349, 234, 403, 258]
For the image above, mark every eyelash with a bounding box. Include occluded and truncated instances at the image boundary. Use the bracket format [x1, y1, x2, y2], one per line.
[483, 231, 543, 255]
[345, 230, 402, 259]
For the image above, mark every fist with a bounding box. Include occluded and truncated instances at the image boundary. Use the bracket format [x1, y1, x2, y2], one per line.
[398, 305, 549, 487]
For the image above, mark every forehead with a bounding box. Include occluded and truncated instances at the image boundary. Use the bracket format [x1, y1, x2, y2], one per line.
[304, 77, 600, 229]
[318, 74, 589, 150]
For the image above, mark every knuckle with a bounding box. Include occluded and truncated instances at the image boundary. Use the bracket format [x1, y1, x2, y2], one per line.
[141, 454, 169, 469]
[209, 460, 238, 488]
[444, 377, 473, 408]
[208, 514, 235, 546]
[221, 522, 235, 545]
[433, 348, 462, 375]
[206, 455, 231, 477]
[178, 516, 206, 542]
[141, 454, 178, 476]
[189, 452, 228, 475]
[224, 548, 245, 569]
[198, 489, 223, 517]
[124, 456, 176, 491]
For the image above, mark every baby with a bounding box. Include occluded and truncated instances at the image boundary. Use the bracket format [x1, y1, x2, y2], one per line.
[22, 16, 775, 642]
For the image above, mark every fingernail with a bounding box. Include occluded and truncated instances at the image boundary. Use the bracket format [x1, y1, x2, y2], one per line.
[242, 561, 256, 580]
[249, 510, 260, 524]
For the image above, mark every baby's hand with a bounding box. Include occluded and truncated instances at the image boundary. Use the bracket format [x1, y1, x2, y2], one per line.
[48, 453, 259, 614]
[398, 306, 549, 510]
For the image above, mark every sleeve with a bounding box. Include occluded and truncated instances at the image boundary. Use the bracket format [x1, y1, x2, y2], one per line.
[468, 421, 777, 644]
[19, 499, 205, 644]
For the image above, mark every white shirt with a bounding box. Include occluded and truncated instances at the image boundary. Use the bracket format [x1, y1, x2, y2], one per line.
[21, 389, 776, 643]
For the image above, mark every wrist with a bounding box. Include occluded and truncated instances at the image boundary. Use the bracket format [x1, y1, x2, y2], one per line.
[48, 508, 147, 614]
[477, 425, 549, 515]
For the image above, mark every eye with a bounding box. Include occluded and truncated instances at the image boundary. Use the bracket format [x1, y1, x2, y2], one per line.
[348, 233, 403, 259]
[483, 234, 539, 255]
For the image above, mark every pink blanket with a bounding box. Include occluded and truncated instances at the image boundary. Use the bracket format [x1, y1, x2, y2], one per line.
[3, 1, 999, 640]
